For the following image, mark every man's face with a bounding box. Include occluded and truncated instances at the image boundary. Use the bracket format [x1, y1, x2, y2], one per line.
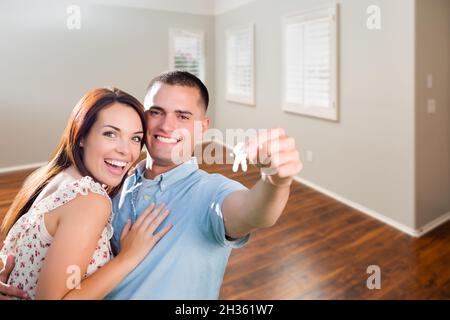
[144, 83, 209, 167]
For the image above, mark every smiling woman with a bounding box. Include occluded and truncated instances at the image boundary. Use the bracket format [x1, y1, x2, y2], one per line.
[79, 103, 145, 187]
[0, 88, 173, 300]
[1, 88, 147, 239]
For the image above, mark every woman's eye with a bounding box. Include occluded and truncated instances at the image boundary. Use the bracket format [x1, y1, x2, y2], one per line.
[132, 136, 143, 143]
[103, 131, 116, 138]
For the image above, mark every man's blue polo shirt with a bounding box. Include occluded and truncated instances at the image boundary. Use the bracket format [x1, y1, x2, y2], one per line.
[105, 157, 250, 300]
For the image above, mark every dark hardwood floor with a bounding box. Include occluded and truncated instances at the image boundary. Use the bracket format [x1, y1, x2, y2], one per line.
[204, 163, 450, 300]
[1, 159, 449, 299]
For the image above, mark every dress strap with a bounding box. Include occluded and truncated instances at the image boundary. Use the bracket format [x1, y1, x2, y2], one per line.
[32, 176, 114, 240]
[33, 176, 107, 212]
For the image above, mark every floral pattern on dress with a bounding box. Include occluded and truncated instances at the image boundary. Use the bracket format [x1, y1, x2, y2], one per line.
[0, 176, 113, 299]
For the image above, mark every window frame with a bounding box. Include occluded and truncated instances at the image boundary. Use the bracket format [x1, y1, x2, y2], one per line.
[169, 28, 206, 82]
[282, 4, 339, 121]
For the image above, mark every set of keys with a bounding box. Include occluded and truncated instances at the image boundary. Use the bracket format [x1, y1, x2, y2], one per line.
[231, 142, 276, 175]
[231, 142, 248, 173]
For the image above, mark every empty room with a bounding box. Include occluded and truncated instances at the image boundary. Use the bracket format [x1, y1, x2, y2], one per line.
[0, 0, 449, 303]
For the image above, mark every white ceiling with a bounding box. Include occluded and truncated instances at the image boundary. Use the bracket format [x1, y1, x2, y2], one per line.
[214, 0, 257, 15]
[89, 0, 257, 15]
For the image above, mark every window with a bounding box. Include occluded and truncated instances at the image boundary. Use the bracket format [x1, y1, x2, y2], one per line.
[169, 29, 205, 81]
[282, 4, 339, 121]
[226, 24, 255, 105]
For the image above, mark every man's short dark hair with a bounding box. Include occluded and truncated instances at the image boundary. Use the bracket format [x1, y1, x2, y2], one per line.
[146, 71, 209, 112]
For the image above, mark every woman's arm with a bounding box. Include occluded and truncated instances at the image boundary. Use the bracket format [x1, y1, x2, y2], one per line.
[61, 203, 171, 300]
[35, 193, 170, 300]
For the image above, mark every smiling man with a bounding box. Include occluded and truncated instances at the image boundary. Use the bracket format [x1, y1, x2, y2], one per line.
[142, 75, 209, 175]
[100, 71, 303, 299]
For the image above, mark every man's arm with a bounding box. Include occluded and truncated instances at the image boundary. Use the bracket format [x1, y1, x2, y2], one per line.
[222, 128, 302, 239]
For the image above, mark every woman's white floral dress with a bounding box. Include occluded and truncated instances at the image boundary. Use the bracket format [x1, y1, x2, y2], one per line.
[0, 176, 113, 299]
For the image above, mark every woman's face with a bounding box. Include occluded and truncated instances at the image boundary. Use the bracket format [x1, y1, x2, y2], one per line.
[80, 103, 144, 187]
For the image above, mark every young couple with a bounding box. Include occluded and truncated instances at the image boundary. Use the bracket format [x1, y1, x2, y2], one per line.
[0, 71, 302, 300]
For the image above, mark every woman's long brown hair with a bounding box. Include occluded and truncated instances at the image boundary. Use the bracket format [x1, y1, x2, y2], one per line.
[1, 88, 146, 241]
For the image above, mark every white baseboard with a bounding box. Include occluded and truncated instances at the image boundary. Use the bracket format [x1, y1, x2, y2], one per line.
[415, 211, 450, 237]
[293, 176, 450, 238]
[0, 162, 46, 174]
[293, 176, 419, 237]
[203, 139, 450, 238]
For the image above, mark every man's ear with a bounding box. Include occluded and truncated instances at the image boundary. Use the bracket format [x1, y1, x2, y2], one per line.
[202, 117, 210, 135]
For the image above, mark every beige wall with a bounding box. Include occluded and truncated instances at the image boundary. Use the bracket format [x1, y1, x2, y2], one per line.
[0, 0, 215, 168]
[214, 0, 417, 229]
[415, 0, 450, 228]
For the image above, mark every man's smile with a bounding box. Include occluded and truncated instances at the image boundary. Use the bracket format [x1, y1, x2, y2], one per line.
[153, 134, 183, 145]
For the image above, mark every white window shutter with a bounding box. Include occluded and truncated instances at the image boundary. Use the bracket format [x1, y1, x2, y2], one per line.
[169, 29, 205, 81]
[286, 22, 304, 105]
[226, 24, 255, 105]
[283, 4, 338, 121]
[304, 18, 331, 109]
